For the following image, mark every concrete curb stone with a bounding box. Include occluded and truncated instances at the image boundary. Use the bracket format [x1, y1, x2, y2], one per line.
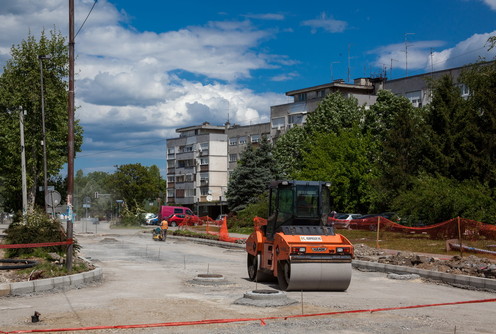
[352, 259, 495, 291]
[2, 266, 102, 297]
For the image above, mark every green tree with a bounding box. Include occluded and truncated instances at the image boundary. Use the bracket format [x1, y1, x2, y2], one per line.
[74, 170, 113, 218]
[392, 174, 496, 224]
[226, 138, 281, 211]
[422, 75, 478, 181]
[107, 164, 164, 212]
[0, 31, 83, 212]
[274, 92, 365, 178]
[359, 90, 426, 210]
[294, 127, 376, 213]
[460, 60, 496, 187]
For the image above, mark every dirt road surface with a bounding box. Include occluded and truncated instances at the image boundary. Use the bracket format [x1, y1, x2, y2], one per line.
[1, 221, 495, 334]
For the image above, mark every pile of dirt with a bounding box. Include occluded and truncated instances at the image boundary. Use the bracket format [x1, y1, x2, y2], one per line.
[354, 243, 496, 279]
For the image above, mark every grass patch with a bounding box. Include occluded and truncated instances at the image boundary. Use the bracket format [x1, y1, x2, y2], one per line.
[228, 226, 253, 235]
[172, 229, 219, 241]
[338, 229, 496, 259]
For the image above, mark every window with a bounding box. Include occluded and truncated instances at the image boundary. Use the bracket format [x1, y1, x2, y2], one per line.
[239, 136, 247, 145]
[177, 159, 194, 168]
[251, 134, 260, 143]
[167, 190, 174, 198]
[167, 176, 175, 183]
[458, 84, 470, 98]
[185, 174, 193, 182]
[200, 173, 209, 185]
[185, 189, 195, 197]
[176, 175, 185, 183]
[272, 117, 285, 129]
[199, 142, 209, 152]
[200, 187, 209, 196]
[229, 137, 237, 146]
[200, 158, 209, 165]
[229, 154, 237, 162]
[184, 145, 193, 152]
[318, 89, 326, 98]
[175, 189, 185, 198]
[297, 93, 307, 102]
[167, 147, 175, 154]
[405, 91, 422, 107]
[288, 113, 305, 125]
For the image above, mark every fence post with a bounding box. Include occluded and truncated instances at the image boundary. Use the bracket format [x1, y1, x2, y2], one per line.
[457, 216, 463, 258]
[376, 216, 381, 249]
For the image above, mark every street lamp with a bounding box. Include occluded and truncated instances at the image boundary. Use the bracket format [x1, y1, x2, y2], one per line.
[38, 55, 51, 213]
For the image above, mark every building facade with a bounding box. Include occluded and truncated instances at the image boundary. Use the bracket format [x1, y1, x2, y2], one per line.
[226, 122, 271, 175]
[166, 121, 271, 217]
[270, 77, 384, 138]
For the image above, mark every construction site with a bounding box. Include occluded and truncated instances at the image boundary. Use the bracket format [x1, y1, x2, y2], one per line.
[1, 184, 496, 334]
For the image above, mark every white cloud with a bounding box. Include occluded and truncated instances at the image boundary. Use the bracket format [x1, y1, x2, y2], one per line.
[0, 0, 290, 173]
[371, 32, 496, 74]
[301, 12, 347, 33]
[482, 0, 496, 10]
[243, 13, 285, 21]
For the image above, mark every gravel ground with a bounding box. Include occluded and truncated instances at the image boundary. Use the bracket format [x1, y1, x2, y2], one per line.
[1, 222, 495, 334]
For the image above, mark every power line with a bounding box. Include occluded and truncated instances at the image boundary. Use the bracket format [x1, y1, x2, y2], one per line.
[75, 0, 98, 38]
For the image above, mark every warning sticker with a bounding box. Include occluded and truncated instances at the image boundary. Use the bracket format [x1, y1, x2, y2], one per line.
[299, 236, 323, 242]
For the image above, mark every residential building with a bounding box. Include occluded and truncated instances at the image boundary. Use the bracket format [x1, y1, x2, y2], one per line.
[270, 77, 384, 138]
[166, 122, 228, 217]
[226, 122, 271, 175]
[383, 65, 469, 107]
[166, 121, 271, 217]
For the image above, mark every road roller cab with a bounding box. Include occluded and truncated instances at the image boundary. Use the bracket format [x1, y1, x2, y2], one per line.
[246, 180, 354, 291]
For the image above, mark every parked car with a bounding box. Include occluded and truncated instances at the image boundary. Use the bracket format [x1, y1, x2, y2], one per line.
[146, 217, 159, 225]
[166, 213, 200, 227]
[215, 214, 228, 222]
[332, 213, 362, 229]
[158, 206, 197, 221]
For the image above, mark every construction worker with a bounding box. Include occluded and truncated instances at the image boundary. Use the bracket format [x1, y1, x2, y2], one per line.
[160, 218, 168, 241]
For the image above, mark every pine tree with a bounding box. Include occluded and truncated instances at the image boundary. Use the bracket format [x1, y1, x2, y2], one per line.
[226, 138, 281, 211]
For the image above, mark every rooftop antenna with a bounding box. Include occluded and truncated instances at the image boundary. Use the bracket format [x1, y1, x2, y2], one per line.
[404, 32, 415, 77]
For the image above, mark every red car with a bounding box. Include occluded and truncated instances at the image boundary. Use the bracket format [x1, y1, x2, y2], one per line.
[166, 214, 200, 227]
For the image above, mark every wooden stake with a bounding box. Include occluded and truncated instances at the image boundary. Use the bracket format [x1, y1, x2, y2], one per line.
[457, 217, 463, 258]
[301, 290, 304, 315]
[376, 216, 381, 249]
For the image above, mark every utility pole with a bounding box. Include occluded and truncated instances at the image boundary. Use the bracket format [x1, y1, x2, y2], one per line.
[19, 107, 27, 222]
[38, 55, 51, 214]
[66, 0, 75, 271]
[404, 33, 415, 77]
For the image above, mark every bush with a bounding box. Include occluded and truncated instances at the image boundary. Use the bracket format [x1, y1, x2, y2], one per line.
[392, 175, 496, 224]
[5, 209, 79, 258]
[228, 192, 268, 229]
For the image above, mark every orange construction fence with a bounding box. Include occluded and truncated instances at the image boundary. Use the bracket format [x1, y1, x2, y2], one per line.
[177, 216, 245, 243]
[330, 216, 496, 240]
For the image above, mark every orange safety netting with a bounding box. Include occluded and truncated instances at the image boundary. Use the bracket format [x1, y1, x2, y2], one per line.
[178, 216, 244, 243]
[330, 216, 496, 240]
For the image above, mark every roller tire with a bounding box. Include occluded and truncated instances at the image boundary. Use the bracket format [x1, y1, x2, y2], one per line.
[277, 260, 290, 291]
[247, 253, 273, 282]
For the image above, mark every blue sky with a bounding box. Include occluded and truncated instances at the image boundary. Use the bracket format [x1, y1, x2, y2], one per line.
[1, 0, 495, 176]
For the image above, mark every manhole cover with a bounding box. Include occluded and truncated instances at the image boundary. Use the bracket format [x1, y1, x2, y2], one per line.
[234, 289, 298, 307]
[189, 273, 230, 285]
